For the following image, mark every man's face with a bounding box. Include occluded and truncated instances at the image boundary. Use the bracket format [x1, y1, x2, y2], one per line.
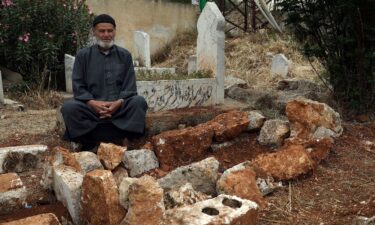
[93, 23, 116, 49]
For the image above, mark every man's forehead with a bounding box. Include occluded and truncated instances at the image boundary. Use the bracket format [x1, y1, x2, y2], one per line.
[94, 23, 115, 30]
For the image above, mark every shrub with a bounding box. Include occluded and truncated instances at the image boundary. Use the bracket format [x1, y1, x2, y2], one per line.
[278, 0, 375, 114]
[0, 0, 93, 89]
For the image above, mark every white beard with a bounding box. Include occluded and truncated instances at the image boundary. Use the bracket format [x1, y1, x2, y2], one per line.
[95, 38, 114, 49]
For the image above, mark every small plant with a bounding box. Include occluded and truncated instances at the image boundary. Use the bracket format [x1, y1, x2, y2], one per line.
[0, 0, 93, 90]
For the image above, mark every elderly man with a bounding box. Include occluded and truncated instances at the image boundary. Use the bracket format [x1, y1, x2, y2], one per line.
[61, 14, 148, 150]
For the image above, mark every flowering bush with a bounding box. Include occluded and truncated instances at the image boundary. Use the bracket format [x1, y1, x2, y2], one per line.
[0, 0, 93, 89]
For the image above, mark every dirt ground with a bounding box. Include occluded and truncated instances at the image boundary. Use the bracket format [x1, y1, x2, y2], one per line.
[0, 104, 374, 224]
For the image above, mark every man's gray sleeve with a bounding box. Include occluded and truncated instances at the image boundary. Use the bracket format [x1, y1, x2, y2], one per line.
[72, 52, 94, 101]
[118, 54, 137, 99]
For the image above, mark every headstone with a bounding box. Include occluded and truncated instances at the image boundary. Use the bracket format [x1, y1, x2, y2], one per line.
[64, 54, 75, 93]
[0, 71, 4, 105]
[197, 2, 225, 104]
[134, 31, 151, 68]
[271, 54, 289, 78]
[188, 55, 197, 75]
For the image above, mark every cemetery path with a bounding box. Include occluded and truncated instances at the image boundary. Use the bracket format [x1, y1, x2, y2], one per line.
[0, 105, 374, 224]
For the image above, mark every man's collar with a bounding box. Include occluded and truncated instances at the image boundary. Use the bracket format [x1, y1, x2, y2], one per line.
[94, 44, 116, 55]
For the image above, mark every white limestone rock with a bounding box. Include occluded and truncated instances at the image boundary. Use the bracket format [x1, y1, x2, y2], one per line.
[246, 111, 266, 131]
[72, 151, 103, 174]
[258, 119, 290, 147]
[158, 157, 219, 195]
[123, 149, 159, 177]
[53, 165, 83, 225]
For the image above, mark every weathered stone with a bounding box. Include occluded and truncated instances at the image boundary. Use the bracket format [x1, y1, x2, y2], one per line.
[160, 195, 258, 225]
[286, 97, 343, 140]
[197, 2, 225, 104]
[81, 170, 126, 225]
[152, 124, 214, 169]
[188, 55, 197, 75]
[112, 166, 129, 187]
[256, 177, 282, 196]
[164, 183, 210, 209]
[133, 31, 151, 68]
[352, 216, 375, 225]
[246, 111, 266, 131]
[252, 143, 314, 181]
[0, 173, 27, 211]
[119, 177, 138, 210]
[271, 54, 289, 78]
[208, 110, 250, 142]
[258, 119, 290, 147]
[0, 145, 48, 173]
[224, 75, 248, 90]
[72, 151, 103, 174]
[217, 161, 267, 209]
[120, 175, 164, 225]
[1, 213, 61, 225]
[158, 157, 219, 196]
[51, 147, 82, 172]
[64, 54, 74, 93]
[123, 149, 159, 177]
[40, 146, 81, 190]
[53, 165, 83, 225]
[97, 143, 126, 170]
[0, 66, 23, 82]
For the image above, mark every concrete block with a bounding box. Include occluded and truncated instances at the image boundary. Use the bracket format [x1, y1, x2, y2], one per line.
[0, 145, 48, 173]
[161, 194, 258, 225]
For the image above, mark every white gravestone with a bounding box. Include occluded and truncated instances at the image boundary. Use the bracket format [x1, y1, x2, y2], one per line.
[134, 31, 151, 68]
[271, 54, 289, 78]
[64, 54, 75, 93]
[0, 71, 4, 105]
[197, 2, 225, 104]
[188, 55, 197, 75]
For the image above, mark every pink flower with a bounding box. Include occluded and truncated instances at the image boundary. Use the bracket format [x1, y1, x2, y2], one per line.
[18, 33, 30, 43]
[1, 0, 13, 7]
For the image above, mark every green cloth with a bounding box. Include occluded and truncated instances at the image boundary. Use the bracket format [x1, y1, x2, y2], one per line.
[199, 0, 207, 11]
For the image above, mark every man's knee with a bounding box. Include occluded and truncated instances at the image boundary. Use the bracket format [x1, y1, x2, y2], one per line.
[127, 95, 148, 110]
[61, 100, 83, 115]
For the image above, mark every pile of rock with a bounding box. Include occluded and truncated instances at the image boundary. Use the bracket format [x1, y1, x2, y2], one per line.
[0, 97, 343, 225]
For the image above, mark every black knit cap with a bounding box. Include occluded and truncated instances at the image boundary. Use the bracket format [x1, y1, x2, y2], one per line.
[92, 14, 116, 28]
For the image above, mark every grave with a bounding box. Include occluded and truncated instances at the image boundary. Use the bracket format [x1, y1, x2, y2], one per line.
[271, 54, 289, 78]
[134, 31, 151, 68]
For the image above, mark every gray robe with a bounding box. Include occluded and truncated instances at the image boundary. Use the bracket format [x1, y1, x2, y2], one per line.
[61, 44, 148, 140]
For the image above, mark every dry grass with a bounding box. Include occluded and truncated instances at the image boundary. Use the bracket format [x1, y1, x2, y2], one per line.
[6, 90, 64, 110]
[153, 29, 325, 90]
